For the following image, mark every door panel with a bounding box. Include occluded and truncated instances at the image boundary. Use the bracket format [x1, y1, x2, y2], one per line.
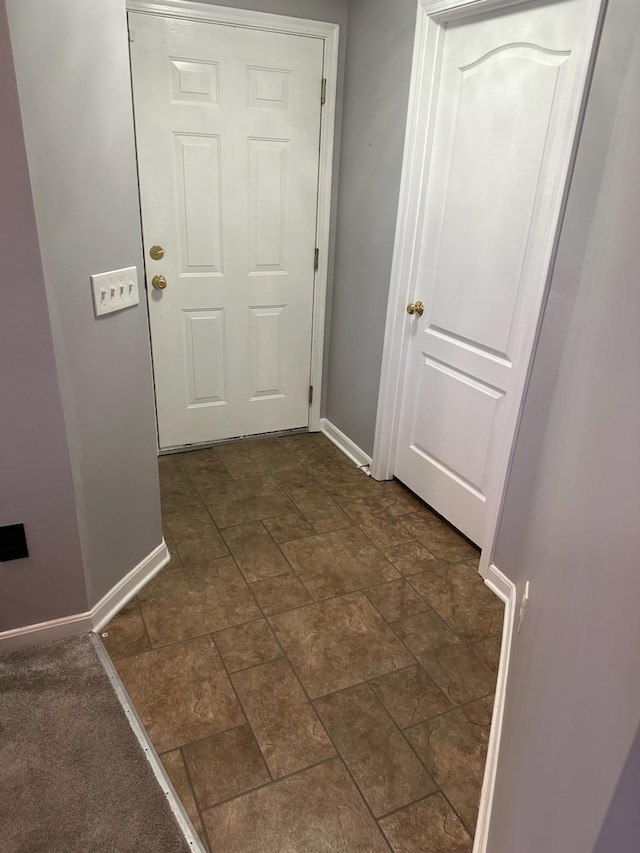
[183, 309, 226, 406]
[394, 0, 597, 544]
[130, 13, 323, 448]
[175, 135, 224, 273]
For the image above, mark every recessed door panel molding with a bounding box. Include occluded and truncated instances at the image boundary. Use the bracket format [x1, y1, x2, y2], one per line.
[247, 66, 291, 110]
[374, 0, 604, 559]
[248, 138, 289, 274]
[411, 356, 504, 495]
[249, 305, 286, 400]
[429, 42, 570, 357]
[183, 309, 227, 406]
[174, 133, 223, 274]
[170, 58, 220, 105]
[130, 7, 336, 448]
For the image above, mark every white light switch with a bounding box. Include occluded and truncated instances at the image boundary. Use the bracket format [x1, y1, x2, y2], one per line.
[91, 266, 139, 317]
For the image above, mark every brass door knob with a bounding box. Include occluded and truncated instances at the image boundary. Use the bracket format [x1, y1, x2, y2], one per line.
[152, 275, 168, 291]
[407, 300, 424, 317]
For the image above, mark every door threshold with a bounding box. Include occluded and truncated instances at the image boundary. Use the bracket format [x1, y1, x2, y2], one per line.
[158, 427, 313, 456]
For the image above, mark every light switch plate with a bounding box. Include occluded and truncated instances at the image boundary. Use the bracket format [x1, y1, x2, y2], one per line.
[91, 266, 139, 317]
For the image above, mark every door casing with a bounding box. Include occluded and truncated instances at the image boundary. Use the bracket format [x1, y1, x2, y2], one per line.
[127, 0, 340, 437]
[372, 0, 605, 577]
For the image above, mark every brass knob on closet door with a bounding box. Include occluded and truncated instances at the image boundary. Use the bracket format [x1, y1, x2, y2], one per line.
[152, 275, 168, 291]
[407, 300, 424, 317]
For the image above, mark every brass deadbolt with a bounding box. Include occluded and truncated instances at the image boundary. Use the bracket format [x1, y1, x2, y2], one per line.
[149, 245, 165, 261]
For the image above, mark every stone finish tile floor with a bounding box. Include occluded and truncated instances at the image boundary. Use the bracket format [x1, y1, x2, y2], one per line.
[103, 433, 503, 853]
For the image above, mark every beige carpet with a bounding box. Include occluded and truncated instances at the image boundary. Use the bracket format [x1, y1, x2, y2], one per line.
[0, 635, 191, 853]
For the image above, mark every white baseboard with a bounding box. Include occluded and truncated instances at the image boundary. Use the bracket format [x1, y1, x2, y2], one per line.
[0, 611, 94, 653]
[92, 540, 170, 631]
[0, 540, 170, 652]
[320, 418, 373, 468]
[473, 563, 517, 853]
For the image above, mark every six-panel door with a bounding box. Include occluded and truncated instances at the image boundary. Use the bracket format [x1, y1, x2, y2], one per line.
[130, 13, 324, 448]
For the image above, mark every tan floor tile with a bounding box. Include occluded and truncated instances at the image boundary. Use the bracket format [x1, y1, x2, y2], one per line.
[271, 593, 414, 698]
[270, 465, 318, 490]
[380, 793, 472, 853]
[101, 600, 150, 660]
[138, 558, 260, 646]
[400, 513, 479, 563]
[176, 531, 229, 566]
[281, 527, 399, 601]
[315, 683, 436, 817]
[472, 633, 502, 674]
[183, 725, 270, 810]
[382, 540, 440, 576]
[163, 507, 228, 565]
[159, 463, 203, 513]
[203, 758, 390, 853]
[160, 488, 205, 515]
[216, 438, 299, 479]
[163, 507, 213, 541]
[285, 485, 351, 534]
[315, 460, 379, 504]
[392, 611, 495, 705]
[344, 498, 415, 549]
[221, 522, 291, 583]
[249, 575, 313, 616]
[160, 750, 202, 833]
[375, 480, 424, 517]
[107, 444, 496, 851]
[178, 448, 229, 486]
[262, 512, 315, 544]
[158, 454, 183, 475]
[200, 476, 296, 529]
[410, 561, 504, 643]
[406, 695, 494, 832]
[115, 636, 244, 753]
[231, 658, 334, 778]
[364, 579, 429, 622]
[215, 619, 282, 673]
[280, 433, 338, 465]
[369, 665, 453, 729]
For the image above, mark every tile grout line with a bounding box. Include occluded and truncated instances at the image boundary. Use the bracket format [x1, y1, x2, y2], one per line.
[209, 631, 277, 787]
[310, 675, 447, 826]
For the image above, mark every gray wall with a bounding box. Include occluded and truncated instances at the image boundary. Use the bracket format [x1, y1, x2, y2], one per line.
[6, 0, 163, 607]
[489, 2, 640, 849]
[325, 0, 417, 454]
[593, 725, 640, 853]
[0, 0, 87, 630]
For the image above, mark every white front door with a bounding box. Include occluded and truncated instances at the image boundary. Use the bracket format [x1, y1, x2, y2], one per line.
[393, 0, 598, 544]
[129, 12, 324, 449]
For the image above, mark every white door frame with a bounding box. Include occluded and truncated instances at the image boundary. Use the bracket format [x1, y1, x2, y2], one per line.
[371, 0, 604, 581]
[126, 0, 340, 434]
